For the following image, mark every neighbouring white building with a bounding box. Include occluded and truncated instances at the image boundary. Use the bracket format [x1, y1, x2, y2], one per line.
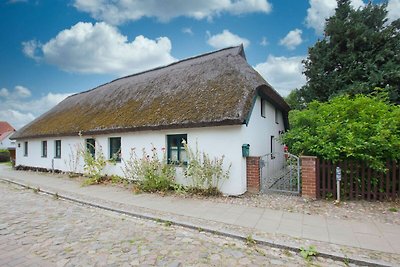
[12, 46, 289, 195]
[0, 121, 16, 150]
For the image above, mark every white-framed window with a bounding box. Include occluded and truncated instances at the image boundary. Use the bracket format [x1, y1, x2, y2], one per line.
[23, 141, 28, 157]
[167, 134, 187, 164]
[55, 140, 61, 158]
[109, 137, 121, 162]
[86, 138, 95, 158]
[261, 99, 266, 118]
[41, 141, 47, 158]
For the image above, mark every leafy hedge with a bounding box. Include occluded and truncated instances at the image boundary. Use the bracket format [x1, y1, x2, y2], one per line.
[281, 92, 400, 170]
[0, 150, 10, 162]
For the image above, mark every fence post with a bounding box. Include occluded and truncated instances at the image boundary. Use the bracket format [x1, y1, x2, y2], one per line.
[301, 156, 318, 199]
[246, 156, 261, 193]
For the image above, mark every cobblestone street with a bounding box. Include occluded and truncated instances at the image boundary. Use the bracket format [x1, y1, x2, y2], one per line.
[0, 181, 348, 266]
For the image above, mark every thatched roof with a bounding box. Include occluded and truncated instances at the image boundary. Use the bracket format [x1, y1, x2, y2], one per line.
[12, 46, 289, 140]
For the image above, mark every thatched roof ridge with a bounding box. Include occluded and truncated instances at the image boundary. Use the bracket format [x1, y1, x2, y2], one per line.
[12, 45, 289, 139]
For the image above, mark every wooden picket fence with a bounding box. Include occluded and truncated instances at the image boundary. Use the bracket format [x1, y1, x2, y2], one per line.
[317, 159, 399, 200]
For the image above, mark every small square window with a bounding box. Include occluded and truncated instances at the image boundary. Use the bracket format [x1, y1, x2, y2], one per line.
[261, 99, 266, 118]
[167, 134, 187, 164]
[23, 141, 28, 157]
[109, 137, 121, 162]
[41, 141, 47, 158]
[55, 140, 61, 158]
[86, 138, 96, 158]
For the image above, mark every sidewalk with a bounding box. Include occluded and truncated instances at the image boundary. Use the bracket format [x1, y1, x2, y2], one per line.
[1, 164, 399, 266]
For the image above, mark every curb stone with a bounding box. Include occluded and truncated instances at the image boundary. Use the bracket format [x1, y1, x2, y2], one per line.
[0, 177, 393, 267]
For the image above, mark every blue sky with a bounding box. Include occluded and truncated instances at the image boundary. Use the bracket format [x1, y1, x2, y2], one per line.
[1, 0, 399, 129]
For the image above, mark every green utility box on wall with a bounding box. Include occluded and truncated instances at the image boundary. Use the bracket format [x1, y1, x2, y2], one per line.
[242, 144, 250, 157]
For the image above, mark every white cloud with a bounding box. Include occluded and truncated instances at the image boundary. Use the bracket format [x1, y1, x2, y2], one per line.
[22, 22, 176, 76]
[0, 86, 73, 129]
[22, 40, 41, 61]
[254, 55, 306, 97]
[73, 0, 272, 25]
[387, 0, 400, 22]
[305, 0, 365, 35]
[279, 29, 303, 50]
[207, 29, 250, 49]
[260, 36, 268, 46]
[182, 27, 193, 35]
[14, 85, 31, 98]
[0, 88, 9, 97]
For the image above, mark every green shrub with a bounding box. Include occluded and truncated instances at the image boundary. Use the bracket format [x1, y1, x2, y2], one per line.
[122, 146, 175, 192]
[183, 141, 231, 195]
[282, 92, 400, 170]
[79, 143, 107, 185]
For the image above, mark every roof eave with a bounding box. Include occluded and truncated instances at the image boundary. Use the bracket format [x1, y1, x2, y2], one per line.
[11, 119, 245, 140]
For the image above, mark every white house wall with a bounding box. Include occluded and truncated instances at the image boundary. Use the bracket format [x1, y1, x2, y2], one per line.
[0, 133, 16, 150]
[242, 96, 286, 156]
[15, 125, 245, 195]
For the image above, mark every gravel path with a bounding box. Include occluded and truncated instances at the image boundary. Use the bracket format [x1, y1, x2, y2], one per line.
[0, 181, 349, 267]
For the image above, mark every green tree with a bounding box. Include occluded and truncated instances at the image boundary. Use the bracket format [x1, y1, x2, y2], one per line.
[281, 92, 400, 170]
[285, 89, 306, 110]
[300, 0, 400, 104]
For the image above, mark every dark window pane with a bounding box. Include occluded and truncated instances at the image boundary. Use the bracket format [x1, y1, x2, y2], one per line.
[86, 138, 95, 158]
[167, 134, 187, 164]
[55, 140, 61, 158]
[42, 141, 47, 157]
[109, 137, 121, 162]
[24, 142, 28, 156]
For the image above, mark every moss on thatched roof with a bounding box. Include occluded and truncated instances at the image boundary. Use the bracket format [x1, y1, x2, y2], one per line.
[12, 46, 289, 139]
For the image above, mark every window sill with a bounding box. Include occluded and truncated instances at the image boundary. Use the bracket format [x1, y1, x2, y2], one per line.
[54, 157, 61, 159]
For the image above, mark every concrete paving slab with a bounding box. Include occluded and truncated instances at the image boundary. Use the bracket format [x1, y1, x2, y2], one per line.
[303, 214, 327, 227]
[355, 233, 394, 253]
[254, 218, 280, 233]
[350, 221, 382, 236]
[234, 212, 263, 228]
[329, 232, 359, 247]
[376, 222, 400, 235]
[276, 224, 302, 238]
[282, 211, 303, 222]
[302, 225, 330, 242]
[260, 209, 283, 221]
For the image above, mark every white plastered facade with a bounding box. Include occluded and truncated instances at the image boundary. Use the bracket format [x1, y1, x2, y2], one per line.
[15, 96, 285, 195]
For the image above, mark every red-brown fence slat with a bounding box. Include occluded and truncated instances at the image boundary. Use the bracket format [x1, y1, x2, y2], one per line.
[361, 161, 365, 200]
[349, 161, 354, 200]
[394, 160, 398, 199]
[315, 159, 321, 199]
[373, 169, 378, 201]
[321, 159, 326, 198]
[367, 167, 371, 201]
[378, 168, 385, 200]
[386, 161, 390, 200]
[327, 160, 332, 196]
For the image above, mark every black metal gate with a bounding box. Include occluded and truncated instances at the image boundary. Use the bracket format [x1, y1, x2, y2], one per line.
[260, 152, 300, 194]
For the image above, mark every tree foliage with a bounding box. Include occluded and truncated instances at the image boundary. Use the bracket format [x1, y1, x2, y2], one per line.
[299, 0, 400, 106]
[281, 92, 400, 170]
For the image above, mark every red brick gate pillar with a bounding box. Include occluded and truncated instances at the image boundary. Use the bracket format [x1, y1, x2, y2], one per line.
[300, 156, 318, 199]
[246, 156, 260, 193]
